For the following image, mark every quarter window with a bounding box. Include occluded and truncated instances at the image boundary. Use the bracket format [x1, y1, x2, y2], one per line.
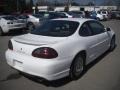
[88, 21, 105, 35]
[79, 23, 92, 36]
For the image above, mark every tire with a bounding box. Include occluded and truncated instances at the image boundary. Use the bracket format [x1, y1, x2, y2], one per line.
[27, 23, 35, 32]
[69, 55, 85, 80]
[0, 27, 3, 36]
[109, 36, 116, 51]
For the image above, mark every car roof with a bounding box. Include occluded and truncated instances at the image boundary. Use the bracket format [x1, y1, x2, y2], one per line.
[0, 15, 16, 19]
[53, 18, 93, 23]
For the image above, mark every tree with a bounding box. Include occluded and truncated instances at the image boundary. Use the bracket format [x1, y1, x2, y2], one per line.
[19, 0, 26, 13]
[47, 5, 54, 11]
[35, 3, 39, 14]
[64, 6, 69, 12]
[25, 0, 33, 12]
[5, 0, 17, 13]
[87, 1, 94, 6]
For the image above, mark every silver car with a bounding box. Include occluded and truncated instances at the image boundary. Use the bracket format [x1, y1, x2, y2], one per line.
[0, 15, 26, 35]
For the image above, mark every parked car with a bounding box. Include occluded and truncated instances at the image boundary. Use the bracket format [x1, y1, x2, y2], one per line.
[59, 12, 73, 18]
[89, 11, 104, 20]
[15, 15, 28, 28]
[39, 12, 67, 24]
[17, 14, 42, 31]
[17, 15, 28, 23]
[41, 12, 68, 19]
[67, 11, 85, 18]
[38, 12, 68, 26]
[20, 12, 67, 32]
[37, 11, 46, 17]
[98, 10, 110, 20]
[6, 18, 116, 81]
[115, 12, 120, 19]
[0, 15, 26, 35]
[111, 11, 120, 19]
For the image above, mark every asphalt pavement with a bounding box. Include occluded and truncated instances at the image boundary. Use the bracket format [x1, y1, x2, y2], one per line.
[0, 20, 120, 90]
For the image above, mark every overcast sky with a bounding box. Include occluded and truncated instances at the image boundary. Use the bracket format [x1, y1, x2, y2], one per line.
[33, 0, 111, 5]
[54, 0, 104, 5]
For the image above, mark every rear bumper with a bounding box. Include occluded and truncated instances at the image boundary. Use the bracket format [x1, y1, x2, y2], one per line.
[5, 49, 71, 80]
[2, 24, 26, 33]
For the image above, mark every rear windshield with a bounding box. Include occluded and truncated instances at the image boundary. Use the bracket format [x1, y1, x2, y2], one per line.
[3, 16, 17, 20]
[33, 14, 43, 18]
[31, 20, 79, 37]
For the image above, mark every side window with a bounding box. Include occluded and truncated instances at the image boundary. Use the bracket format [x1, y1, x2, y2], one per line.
[24, 15, 29, 19]
[88, 21, 105, 35]
[79, 22, 92, 36]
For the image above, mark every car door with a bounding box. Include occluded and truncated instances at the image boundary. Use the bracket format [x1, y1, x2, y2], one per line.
[79, 22, 101, 64]
[88, 21, 110, 57]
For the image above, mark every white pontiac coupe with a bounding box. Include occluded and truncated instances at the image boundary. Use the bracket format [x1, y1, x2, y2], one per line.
[0, 15, 26, 35]
[5, 18, 116, 81]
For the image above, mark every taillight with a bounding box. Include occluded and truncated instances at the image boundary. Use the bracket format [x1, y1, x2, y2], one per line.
[8, 40, 13, 50]
[32, 47, 58, 59]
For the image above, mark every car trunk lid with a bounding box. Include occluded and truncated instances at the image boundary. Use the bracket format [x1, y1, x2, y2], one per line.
[12, 34, 67, 55]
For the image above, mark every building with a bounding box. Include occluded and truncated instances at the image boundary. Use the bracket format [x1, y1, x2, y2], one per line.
[32, 6, 118, 12]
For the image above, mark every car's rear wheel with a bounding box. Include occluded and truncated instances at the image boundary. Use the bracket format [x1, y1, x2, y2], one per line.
[27, 23, 35, 32]
[109, 36, 116, 51]
[70, 55, 85, 80]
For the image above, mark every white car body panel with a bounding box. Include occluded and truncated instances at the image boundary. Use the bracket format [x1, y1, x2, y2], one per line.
[5, 18, 115, 80]
[101, 11, 109, 19]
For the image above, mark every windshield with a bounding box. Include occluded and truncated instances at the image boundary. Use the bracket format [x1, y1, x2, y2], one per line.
[31, 20, 79, 37]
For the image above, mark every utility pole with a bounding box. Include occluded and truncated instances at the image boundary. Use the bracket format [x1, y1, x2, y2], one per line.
[93, 0, 96, 11]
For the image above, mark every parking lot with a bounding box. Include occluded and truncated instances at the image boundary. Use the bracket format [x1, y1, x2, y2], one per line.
[0, 20, 120, 90]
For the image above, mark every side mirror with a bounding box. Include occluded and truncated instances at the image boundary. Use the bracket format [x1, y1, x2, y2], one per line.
[106, 27, 111, 31]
